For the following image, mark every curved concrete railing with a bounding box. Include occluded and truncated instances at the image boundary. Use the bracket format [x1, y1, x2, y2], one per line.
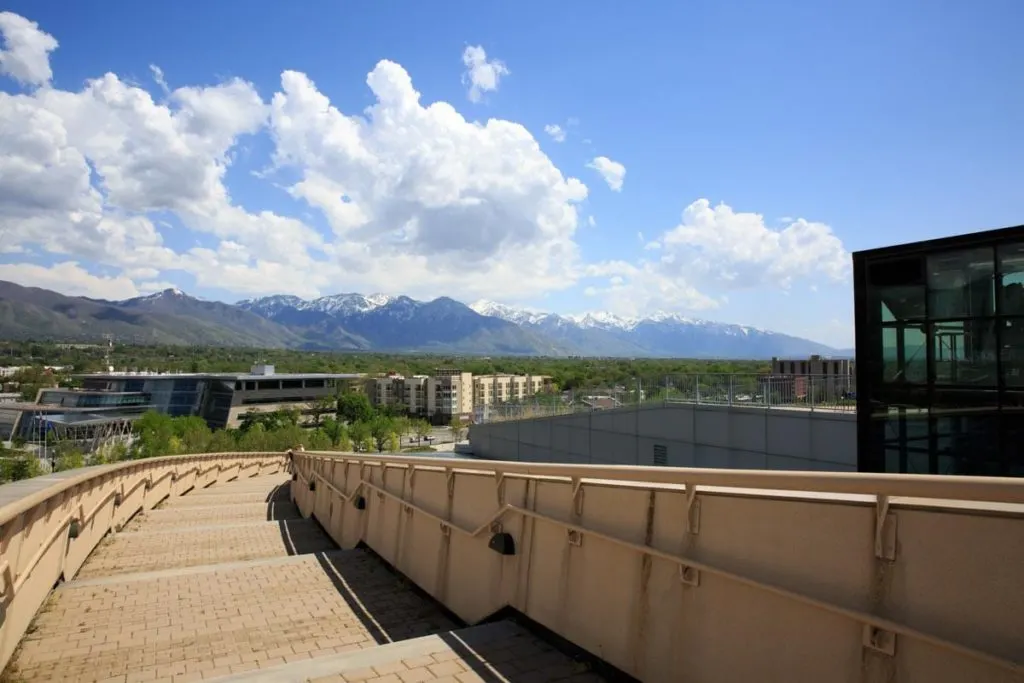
[0, 452, 287, 671]
[290, 450, 1024, 683]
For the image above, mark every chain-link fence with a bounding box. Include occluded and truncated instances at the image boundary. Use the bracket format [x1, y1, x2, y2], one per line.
[476, 373, 856, 423]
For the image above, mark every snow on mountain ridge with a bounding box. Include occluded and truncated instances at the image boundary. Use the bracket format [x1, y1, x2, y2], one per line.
[469, 300, 552, 325]
[471, 300, 777, 336]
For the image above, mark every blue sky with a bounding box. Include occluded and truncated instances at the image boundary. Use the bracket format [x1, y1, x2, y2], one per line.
[1, 0, 1022, 348]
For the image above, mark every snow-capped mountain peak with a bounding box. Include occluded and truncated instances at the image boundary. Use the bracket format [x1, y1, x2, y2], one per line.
[231, 289, 843, 357]
[565, 311, 639, 330]
[469, 300, 552, 325]
[364, 293, 395, 308]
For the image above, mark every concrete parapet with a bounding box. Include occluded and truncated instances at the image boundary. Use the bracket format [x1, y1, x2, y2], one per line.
[291, 450, 1024, 683]
[469, 402, 857, 471]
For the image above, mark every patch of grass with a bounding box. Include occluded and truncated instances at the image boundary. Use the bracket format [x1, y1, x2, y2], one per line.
[402, 446, 437, 453]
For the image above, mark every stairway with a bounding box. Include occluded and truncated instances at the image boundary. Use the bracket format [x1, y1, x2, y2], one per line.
[4, 474, 609, 683]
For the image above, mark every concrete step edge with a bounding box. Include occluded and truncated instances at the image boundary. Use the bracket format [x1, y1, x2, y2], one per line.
[62, 549, 352, 590]
[148, 501, 298, 514]
[118, 518, 313, 536]
[203, 621, 521, 683]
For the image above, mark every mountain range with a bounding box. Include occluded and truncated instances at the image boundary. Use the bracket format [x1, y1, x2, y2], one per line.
[0, 280, 852, 358]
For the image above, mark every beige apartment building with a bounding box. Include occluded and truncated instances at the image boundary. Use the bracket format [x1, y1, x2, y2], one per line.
[472, 374, 549, 407]
[365, 369, 550, 423]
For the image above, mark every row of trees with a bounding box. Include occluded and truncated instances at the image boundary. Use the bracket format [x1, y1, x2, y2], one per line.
[2, 342, 771, 395]
[0, 402, 449, 483]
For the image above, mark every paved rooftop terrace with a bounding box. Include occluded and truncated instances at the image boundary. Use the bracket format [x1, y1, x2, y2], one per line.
[4, 474, 606, 683]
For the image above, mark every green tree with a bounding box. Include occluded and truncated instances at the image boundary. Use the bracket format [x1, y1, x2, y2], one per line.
[414, 420, 431, 443]
[305, 429, 332, 450]
[348, 421, 371, 452]
[321, 417, 349, 449]
[370, 415, 394, 452]
[337, 392, 375, 424]
[174, 416, 212, 453]
[54, 448, 86, 472]
[237, 423, 270, 451]
[386, 432, 400, 453]
[449, 415, 465, 442]
[1, 452, 43, 482]
[206, 429, 237, 453]
[133, 411, 176, 458]
[311, 396, 337, 427]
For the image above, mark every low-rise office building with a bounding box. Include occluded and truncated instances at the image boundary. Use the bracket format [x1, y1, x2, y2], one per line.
[48, 364, 364, 430]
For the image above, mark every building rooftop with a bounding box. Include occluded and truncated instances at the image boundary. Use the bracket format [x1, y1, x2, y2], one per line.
[0, 401, 148, 414]
[76, 371, 366, 381]
[36, 411, 142, 427]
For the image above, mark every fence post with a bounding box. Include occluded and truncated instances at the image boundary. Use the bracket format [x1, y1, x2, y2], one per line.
[695, 374, 700, 404]
[729, 375, 734, 406]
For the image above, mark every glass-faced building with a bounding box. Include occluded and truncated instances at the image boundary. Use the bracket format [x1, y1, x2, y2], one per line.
[853, 225, 1024, 476]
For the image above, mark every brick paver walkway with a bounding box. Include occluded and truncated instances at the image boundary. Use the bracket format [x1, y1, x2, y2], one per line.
[5, 472, 609, 683]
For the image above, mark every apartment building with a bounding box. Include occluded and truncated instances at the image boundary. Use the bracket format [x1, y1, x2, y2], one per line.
[771, 355, 855, 377]
[768, 355, 855, 398]
[365, 369, 550, 423]
[472, 374, 550, 407]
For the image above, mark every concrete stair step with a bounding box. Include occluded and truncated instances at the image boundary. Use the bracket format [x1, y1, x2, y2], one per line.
[203, 620, 605, 683]
[123, 501, 302, 531]
[74, 518, 336, 580]
[165, 490, 281, 507]
[12, 549, 462, 683]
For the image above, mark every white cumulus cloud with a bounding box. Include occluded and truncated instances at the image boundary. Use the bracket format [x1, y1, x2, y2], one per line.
[461, 45, 508, 103]
[661, 199, 850, 288]
[0, 12, 57, 86]
[587, 156, 626, 191]
[544, 124, 566, 142]
[0, 262, 142, 299]
[584, 199, 850, 317]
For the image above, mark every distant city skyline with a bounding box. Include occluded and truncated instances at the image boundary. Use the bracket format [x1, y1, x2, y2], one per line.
[2, 2, 1023, 349]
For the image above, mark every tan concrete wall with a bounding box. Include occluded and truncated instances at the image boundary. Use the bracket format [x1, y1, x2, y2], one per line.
[469, 402, 858, 471]
[291, 450, 1024, 683]
[0, 452, 287, 672]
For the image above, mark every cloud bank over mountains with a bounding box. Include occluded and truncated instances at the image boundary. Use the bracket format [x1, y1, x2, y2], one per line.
[0, 11, 851, 326]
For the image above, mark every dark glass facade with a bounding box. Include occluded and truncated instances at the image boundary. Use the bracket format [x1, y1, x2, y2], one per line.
[853, 225, 1024, 476]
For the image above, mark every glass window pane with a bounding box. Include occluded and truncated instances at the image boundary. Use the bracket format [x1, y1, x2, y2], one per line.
[1004, 393, 1024, 476]
[931, 391, 1001, 475]
[882, 324, 926, 383]
[927, 247, 995, 319]
[931, 319, 998, 386]
[876, 286, 926, 322]
[1000, 318, 1024, 387]
[999, 242, 1024, 316]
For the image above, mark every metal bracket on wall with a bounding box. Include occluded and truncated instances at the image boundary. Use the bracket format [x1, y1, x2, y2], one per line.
[679, 564, 700, 587]
[571, 477, 585, 516]
[863, 624, 896, 656]
[874, 496, 897, 561]
[684, 484, 701, 535]
[567, 528, 583, 547]
[494, 472, 506, 506]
